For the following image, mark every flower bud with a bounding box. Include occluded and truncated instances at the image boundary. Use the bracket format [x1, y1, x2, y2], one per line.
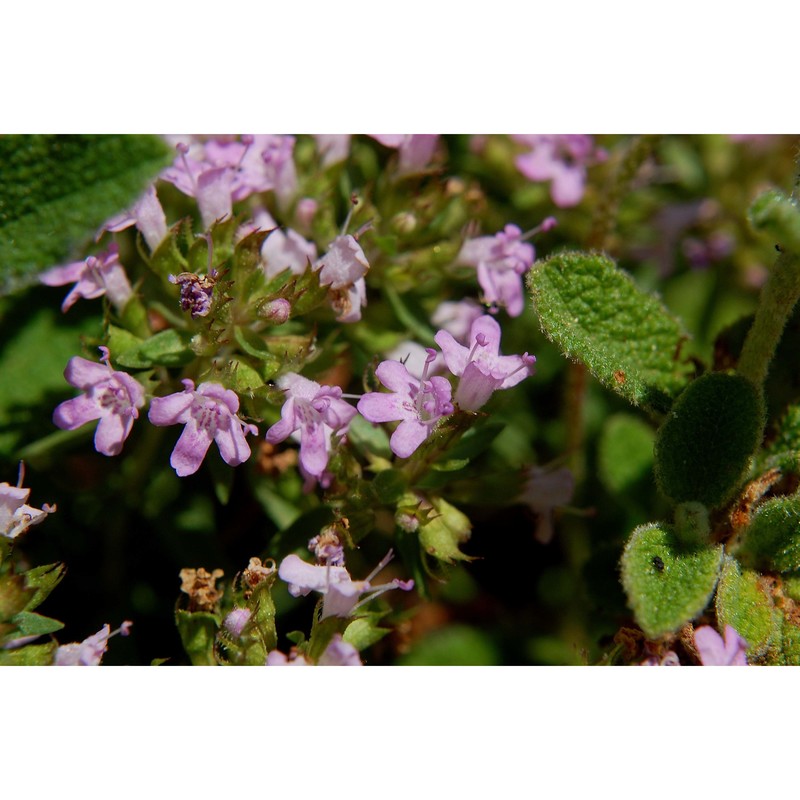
[259, 298, 291, 325]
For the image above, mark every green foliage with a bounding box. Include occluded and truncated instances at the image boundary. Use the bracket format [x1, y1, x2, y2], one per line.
[0, 641, 57, 666]
[396, 624, 500, 665]
[114, 328, 195, 369]
[175, 610, 219, 666]
[0, 135, 172, 293]
[738, 494, 800, 573]
[759, 403, 800, 474]
[528, 251, 694, 411]
[418, 496, 473, 564]
[780, 613, 800, 666]
[654, 372, 763, 508]
[10, 610, 64, 637]
[715, 556, 781, 661]
[749, 190, 800, 254]
[598, 413, 655, 494]
[21, 562, 67, 611]
[620, 522, 723, 639]
[344, 614, 391, 651]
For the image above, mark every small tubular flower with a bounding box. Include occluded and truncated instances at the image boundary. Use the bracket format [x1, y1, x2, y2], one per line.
[149, 380, 258, 477]
[694, 624, 749, 666]
[277, 549, 413, 620]
[370, 134, 439, 174]
[435, 315, 535, 411]
[40, 243, 132, 313]
[54, 620, 132, 666]
[53, 347, 145, 456]
[357, 350, 454, 459]
[265, 373, 357, 481]
[99, 184, 167, 251]
[457, 224, 537, 317]
[256, 209, 317, 280]
[513, 135, 605, 208]
[313, 234, 369, 290]
[0, 479, 54, 540]
[265, 634, 362, 666]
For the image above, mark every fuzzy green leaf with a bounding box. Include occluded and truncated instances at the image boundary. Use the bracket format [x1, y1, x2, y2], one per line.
[620, 522, 723, 639]
[715, 556, 781, 660]
[780, 613, 800, 666]
[654, 373, 763, 508]
[343, 615, 391, 651]
[0, 574, 34, 621]
[0, 134, 172, 294]
[759, 403, 800, 475]
[738, 494, 800, 573]
[528, 251, 693, 411]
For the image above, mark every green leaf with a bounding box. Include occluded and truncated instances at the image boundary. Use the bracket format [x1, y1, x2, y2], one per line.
[343, 615, 391, 651]
[759, 403, 800, 474]
[598, 413, 655, 494]
[372, 468, 408, 504]
[10, 610, 64, 637]
[115, 328, 194, 369]
[175, 609, 219, 666]
[0, 641, 57, 666]
[22, 562, 67, 611]
[780, 613, 800, 666]
[418, 496, 473, 564]
[620, 522, 723, 639]
[528, 251, 694, 410]
[654, 373, 763, 508]
[347, 413, 392, 460]
[738, 494, 800, 573]
[0, 574, 34, 621]
[0, 135, 172, 293]
[715, 556, 781, 661]
[749, 190, 800, 254]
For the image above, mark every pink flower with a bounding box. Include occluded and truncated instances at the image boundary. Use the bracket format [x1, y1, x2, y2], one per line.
[256, 209, 317, 280]
[148, 380, 258, 477]
[694, 624, 749, 666]
[99, 184, 167, 251]
[313, 234, 369, 290]
[313, 135, 352, 168]
[54, 620, 132, 666]
[457, 224, 537, 317]
[357, 350, 454, 459]
[53, 347, 145, 456]
[513, 135, 605, 207]
[435, 315, 535, 411]
[431, 299, 484, 344]
[40, 243, 132, 313]
[223, 608, 252, 638]
[266, 634, 362, 666]
[370, 134, 439, 174]
[265, 373, 357, 482]
[277, 549, 413, 620]
[1, 477, 55, 540]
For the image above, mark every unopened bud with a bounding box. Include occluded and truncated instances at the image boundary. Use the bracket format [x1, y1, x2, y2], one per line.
[260, 298, 291, 325]
[223, 608, 252, 637]
[392, 212, 417, 235]
[296, 198, 318, 229]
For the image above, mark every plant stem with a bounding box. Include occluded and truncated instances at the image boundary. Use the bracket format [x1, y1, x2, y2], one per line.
[737, 250, 800, 391]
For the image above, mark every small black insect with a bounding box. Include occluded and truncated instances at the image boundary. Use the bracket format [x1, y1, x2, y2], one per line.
[652, 556, 665, 572]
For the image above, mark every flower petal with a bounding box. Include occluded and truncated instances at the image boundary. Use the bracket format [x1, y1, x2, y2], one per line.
[170, 418, 213, 477]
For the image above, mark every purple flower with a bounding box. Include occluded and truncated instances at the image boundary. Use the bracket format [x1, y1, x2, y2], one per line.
[313, 234, 370, 290]
[265, 373, 357, 481]
[40, 243, 133, 313]
[277, 549, 414, 620]
[256, 209, 317, 280]
[99, 184, 168, 252]
[265, 634, 362, 666]
[169, 270, 217, 318]
[148, 380, 258, 477]
[1, 478, 55, 540]
[513, 135, 605, 207]
[457, 224, 536, 317]
[53, 347, 145, 456]
[370, 134, 439, 174]
[384, 341, 446, 380]
[434, 315, 535, 411]
[54, 620, 132, 666]
[694, 624, 749, 666]
[313, 135, 352, 168]
[357, 351, 454, 459]
[431, 299, 484, 344]
[640, 650, 681, 666]
[520, 466, 575, 544]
